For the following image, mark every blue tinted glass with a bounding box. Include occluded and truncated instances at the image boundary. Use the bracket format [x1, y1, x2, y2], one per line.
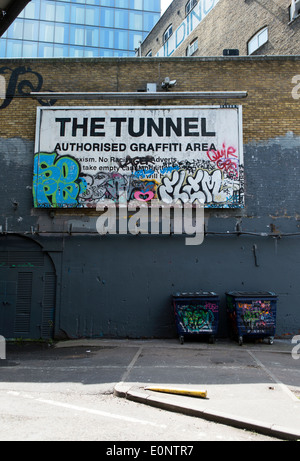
[39, 22, 54, 41]
[41, 1, 56, 21]
[115, 30, 128, 49]
[115, 0, 129, 7]
[54, 24, 69, 43]
[0, 39, 6, 57]
[100, 7, 114, 27]
[7, 40, 22, 57]
[129, 11, 143, 30]
[130, 0, 143, 10]
[70, 5, 85, 24]
[23, 21, 38, 41]
[100, 0, 114, 6]
[23, 41, 38, 57]
[70, 25, 85, 45]
[144, 0, 160, 12]
[85, 27, 99, 46]
[24, 0, 39, 19]
[53, 45, 69, 57]
[144, 12, 160, 30]
[7, 19, 23, 39]
[55, 3, 70, 23]
[69, 46, 85, 57]
[38, 43, 54, 57]
[86, 6, 100, 25]
[115, 9, 128, 28]
[129, 31, 142, 50]
[100, 28, 114, 48]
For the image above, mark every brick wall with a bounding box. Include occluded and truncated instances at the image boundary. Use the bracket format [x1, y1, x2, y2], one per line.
[1, 56, 300, 145]
[141, 0, 300, 57]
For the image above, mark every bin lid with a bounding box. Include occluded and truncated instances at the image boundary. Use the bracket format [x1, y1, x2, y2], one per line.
[226, 291, 277, 298]
[172, 291, 219, 298]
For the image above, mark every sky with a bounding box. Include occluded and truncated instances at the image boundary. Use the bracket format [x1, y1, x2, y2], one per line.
[161, 0, 173, 14]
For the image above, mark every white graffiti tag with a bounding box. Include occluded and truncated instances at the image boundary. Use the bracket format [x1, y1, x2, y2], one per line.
[158, 169, 223, 204]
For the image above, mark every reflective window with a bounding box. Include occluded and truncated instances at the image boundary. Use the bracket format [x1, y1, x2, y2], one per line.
[54, 24, 68, 43]
[85, 6, 100, 26]
[115, 0, 129, 7]
[7, 41, 22, 57]
[130, 0, 143, 10]
[53, 45, 69, 57]
[41, 1, 56, 21]
[1, 0, 160, 58]
[100, 7, 114, 27]
[70, 25, 85, 45]
[70, 5, 85, 24]
[144, 12, 159, 30]
[248, 27, 268, 55]
[55, 3, 70, 23]
[115, 9, 129, 28]
[115, 30, 128, 49]
[40, 22, 54, 42]
[100, 28, 114, 48]
[144, 0, 160, 11]
[85, 27, 99, 46]
[129, 11, 143, 30]
[129, 31, 142, 50]
[23, 41, 38, 57]
[7, 19, 23, 39]
[23, 21, 38, 41]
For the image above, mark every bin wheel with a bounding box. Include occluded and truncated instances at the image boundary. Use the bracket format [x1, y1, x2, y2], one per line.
[179, 336, 184, 345]
[209, 335, 215, 344]
[268, 337, 274, 345]
[238, 336, 243, 346]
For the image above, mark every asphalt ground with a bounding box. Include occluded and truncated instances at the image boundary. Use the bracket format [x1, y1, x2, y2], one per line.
[0, 338, 299, 441]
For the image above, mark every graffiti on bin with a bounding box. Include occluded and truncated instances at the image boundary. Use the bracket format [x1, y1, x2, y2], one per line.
[177, 303, 218, 333]
[238, 301, 274, 334]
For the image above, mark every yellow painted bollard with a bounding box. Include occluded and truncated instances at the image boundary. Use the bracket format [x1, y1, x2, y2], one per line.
[145, 386, 207, 399]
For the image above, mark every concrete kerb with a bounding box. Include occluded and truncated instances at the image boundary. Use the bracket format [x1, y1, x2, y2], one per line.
[113, 383, 300, 441]
[54, 338, 300, 441]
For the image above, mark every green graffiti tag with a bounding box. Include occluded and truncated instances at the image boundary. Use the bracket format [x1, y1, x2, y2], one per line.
[33, 153, 86, 208]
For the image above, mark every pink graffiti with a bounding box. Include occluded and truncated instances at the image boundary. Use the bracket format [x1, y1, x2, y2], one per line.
[134, 191, 155, 202]
[207, 143, 238, 177]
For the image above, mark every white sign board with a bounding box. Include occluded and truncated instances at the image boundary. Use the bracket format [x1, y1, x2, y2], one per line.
[34, 106, 244, 208]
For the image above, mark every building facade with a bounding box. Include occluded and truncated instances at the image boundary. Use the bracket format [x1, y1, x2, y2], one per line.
[0, 55, 300, 340]
[0, 0, 161, 58]
[140, 0, 300, 58]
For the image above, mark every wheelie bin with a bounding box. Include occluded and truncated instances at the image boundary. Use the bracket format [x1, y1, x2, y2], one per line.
[226, 291, 277, 345]
[172, 292, 219, 344]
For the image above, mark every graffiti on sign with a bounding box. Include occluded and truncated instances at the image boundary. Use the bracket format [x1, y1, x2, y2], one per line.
[33, 106, 244, 208]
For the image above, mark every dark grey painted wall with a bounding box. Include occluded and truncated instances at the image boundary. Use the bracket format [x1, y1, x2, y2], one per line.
[1, 135, 300, 339]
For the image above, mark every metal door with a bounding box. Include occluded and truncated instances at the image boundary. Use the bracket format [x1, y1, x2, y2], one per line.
[0, 238, 56, 339]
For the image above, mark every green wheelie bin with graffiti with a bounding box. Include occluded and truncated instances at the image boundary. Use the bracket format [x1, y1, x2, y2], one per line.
[172, 292, 220, 344]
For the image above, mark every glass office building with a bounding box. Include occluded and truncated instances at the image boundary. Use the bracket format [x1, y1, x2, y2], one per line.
[0, 0, 161, 58]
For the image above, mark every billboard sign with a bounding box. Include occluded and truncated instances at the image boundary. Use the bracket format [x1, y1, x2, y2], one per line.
[33, 105, 244, 209]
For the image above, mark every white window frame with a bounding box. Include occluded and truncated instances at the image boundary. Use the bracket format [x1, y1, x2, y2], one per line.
[186, 0, 197, 16]
[163, 24, 173, 43]
[186, 38, 198, 56]
[247, 27, 268, 55]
